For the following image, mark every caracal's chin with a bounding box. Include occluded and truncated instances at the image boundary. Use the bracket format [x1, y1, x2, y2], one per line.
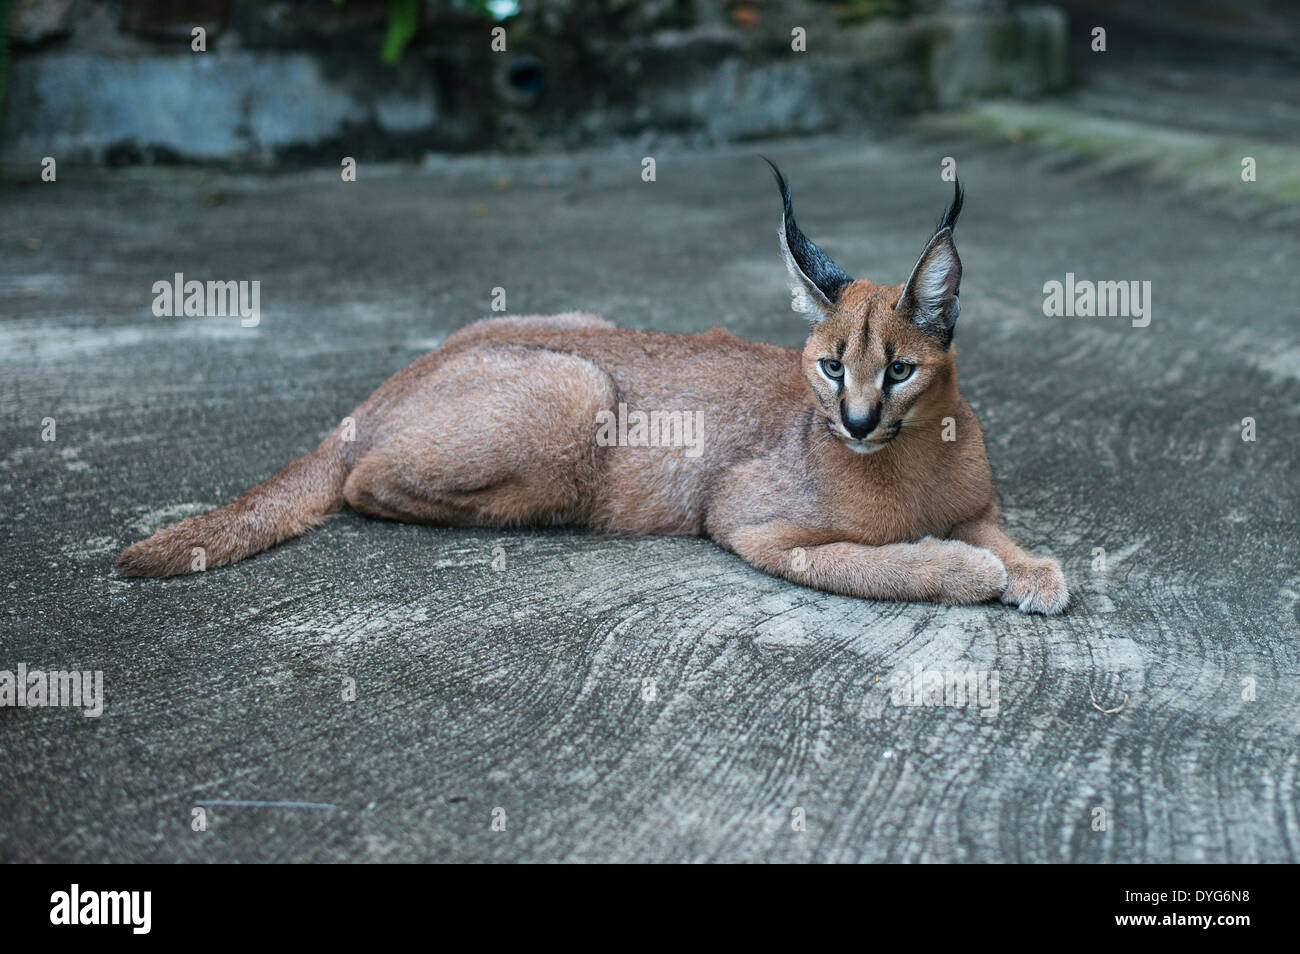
[844, 438, 890, 454]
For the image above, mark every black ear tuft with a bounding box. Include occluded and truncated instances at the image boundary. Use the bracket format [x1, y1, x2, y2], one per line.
[937, 178, 964, 234]
[763, 157, 853, 323]
[897, 179, 965, 346]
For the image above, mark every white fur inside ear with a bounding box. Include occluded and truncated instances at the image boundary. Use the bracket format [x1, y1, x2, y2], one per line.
[913, 244, 954, 308]
[898, 229, 960, 332]
[779, 226, 833, 323]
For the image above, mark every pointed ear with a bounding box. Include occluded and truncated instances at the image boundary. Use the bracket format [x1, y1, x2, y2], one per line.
[897, 181, 964, 345]
[763, 158, 853, 324]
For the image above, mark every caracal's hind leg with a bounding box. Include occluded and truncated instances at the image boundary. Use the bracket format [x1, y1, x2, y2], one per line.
[343, 346, 615, 528]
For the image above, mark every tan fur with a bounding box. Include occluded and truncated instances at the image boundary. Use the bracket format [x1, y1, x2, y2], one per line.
[119, 210, 1067, 613]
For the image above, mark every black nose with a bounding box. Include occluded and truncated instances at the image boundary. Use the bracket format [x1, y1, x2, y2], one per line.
[841, 401, 880, 440]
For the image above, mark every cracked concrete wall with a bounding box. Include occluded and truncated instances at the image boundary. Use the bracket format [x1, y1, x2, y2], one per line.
[1, 0, 1068, 165]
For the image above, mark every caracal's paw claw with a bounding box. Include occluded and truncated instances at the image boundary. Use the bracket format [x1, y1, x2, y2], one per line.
[918, 538, 1007, 605]
[1003, 556, 1068, 615]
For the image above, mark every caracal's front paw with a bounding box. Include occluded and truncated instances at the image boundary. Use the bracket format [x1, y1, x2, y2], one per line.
[1003, 556, 1069, 615]
[918, 538, 1007, 605]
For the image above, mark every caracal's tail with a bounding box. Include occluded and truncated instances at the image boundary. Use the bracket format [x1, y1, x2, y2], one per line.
[116, 432, 351, 578]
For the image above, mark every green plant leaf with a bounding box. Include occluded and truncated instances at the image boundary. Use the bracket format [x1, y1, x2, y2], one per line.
[381, 0, 421, 65]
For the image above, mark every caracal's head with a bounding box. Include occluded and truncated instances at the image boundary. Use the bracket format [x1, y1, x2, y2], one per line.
[765, 159, 964, 454]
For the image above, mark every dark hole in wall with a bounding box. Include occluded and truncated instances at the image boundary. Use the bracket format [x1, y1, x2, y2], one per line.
[495, 54, 547, 107]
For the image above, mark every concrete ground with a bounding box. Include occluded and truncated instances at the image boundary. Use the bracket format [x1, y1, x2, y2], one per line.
[1, 124, 1298, 862]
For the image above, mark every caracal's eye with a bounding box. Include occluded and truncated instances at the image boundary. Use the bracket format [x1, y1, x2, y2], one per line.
[887, 361, 915, 383]
[820, 358, 845, 380]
